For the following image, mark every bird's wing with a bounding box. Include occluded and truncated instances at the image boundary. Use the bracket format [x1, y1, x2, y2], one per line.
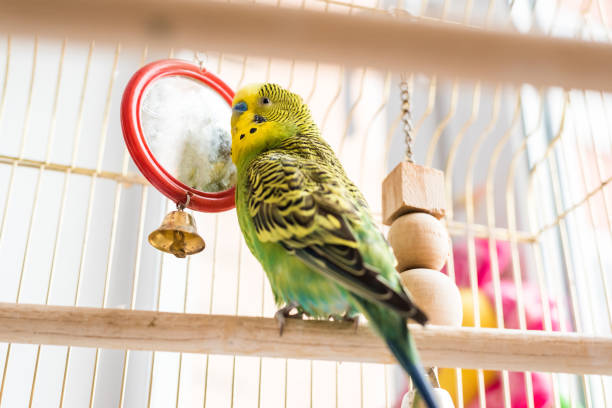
[246, 152, 427, 323]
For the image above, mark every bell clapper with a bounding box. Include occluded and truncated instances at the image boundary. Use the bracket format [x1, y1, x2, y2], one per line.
[148, 192, 206, 258]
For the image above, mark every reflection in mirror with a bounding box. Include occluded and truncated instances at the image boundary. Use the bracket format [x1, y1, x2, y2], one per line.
[140, 76, 236, 193]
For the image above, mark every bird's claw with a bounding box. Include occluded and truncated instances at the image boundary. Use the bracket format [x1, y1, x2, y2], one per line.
[342, 313, 360, 333]
[330, 312, 360, 332]
[275, 311, 286, 337]
[274, 302, 304, 336]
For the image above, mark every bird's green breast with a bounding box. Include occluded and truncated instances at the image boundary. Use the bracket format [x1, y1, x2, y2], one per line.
[236, 174, 355, 318]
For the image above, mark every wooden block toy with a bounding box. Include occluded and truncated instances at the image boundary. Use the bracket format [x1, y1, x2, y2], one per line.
[382, 161, 446, 225]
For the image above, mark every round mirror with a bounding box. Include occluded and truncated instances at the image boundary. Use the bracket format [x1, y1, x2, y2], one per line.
[121, 59, 236, 212]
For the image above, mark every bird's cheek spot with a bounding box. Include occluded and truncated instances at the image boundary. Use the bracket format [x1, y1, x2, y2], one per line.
[250, 128, 257, 134]
[240, 134, 245, 140]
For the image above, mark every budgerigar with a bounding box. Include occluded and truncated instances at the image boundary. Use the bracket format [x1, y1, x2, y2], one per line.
[231, 83, 438, 408]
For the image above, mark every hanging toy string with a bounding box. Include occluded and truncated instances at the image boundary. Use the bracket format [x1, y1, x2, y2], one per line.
[399, 73, 415, 163]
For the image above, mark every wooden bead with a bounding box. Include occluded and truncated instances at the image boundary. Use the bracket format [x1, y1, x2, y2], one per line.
[399, 269, 462, 326]
[388, 213, 449, 271]
[382, 161, 446, 225]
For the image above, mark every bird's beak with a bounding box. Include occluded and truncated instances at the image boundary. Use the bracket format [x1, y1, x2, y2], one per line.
[232, 101, 247, 116]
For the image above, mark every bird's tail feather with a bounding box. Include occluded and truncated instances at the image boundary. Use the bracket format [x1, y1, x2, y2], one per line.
[386, 337, 437, 408]
[352, 296, 438, 408]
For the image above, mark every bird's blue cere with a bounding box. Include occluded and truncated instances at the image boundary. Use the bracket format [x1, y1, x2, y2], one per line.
[233, 101, 248, 113]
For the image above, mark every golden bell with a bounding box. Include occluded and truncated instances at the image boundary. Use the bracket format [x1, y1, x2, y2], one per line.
[148, 210, 205, 258]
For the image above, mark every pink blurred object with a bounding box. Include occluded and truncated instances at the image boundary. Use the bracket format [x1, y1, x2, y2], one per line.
[463, 279, 561, 407]
[395, 238, 561, 408]
[442, 238, 511, 287]
[466, 372, 553, 408]
[392, 372, 555, 408]
[482, 280, 561, 332]
[441, 237, 561, 332]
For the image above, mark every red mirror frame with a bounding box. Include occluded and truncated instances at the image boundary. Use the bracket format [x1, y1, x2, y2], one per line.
[121, 59, 236, 212]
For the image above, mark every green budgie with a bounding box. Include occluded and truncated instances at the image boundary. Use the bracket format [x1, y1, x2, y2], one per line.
[230, 83, 438, 408]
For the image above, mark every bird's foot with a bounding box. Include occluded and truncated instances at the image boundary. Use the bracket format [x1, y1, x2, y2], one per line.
[274, 302, 304, 336]
[330, 312, 360, 332]
[342, 313, 360, 333]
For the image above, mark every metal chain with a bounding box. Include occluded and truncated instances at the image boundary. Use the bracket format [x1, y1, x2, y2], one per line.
[399, 74, 415, 163]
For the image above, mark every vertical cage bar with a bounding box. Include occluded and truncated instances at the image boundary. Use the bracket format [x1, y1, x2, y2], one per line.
[201, 215, 220, 408]
[26, 36, 68, 407]
[118, 44, 150, 408]
[58, 39, 96, 408]
[0, 35, 39, 404]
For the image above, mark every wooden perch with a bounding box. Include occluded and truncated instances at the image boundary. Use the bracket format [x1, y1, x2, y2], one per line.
[0, 302, 610, 375]
[1, 0, 612, 92]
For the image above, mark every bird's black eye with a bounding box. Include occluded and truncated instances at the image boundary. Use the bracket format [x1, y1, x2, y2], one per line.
[261, 97, 270, 105]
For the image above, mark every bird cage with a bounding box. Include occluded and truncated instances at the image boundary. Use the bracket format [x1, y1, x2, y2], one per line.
[0, 0, 611, 407]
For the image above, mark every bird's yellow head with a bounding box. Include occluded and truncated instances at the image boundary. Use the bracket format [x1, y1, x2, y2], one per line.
[230, 83, 314, 168]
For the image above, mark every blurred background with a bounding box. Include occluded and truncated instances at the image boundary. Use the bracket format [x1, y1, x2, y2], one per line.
[0, 0, 610, 407]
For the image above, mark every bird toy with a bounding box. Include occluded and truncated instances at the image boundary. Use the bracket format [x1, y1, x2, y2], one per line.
[383, 76, 462, 408]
